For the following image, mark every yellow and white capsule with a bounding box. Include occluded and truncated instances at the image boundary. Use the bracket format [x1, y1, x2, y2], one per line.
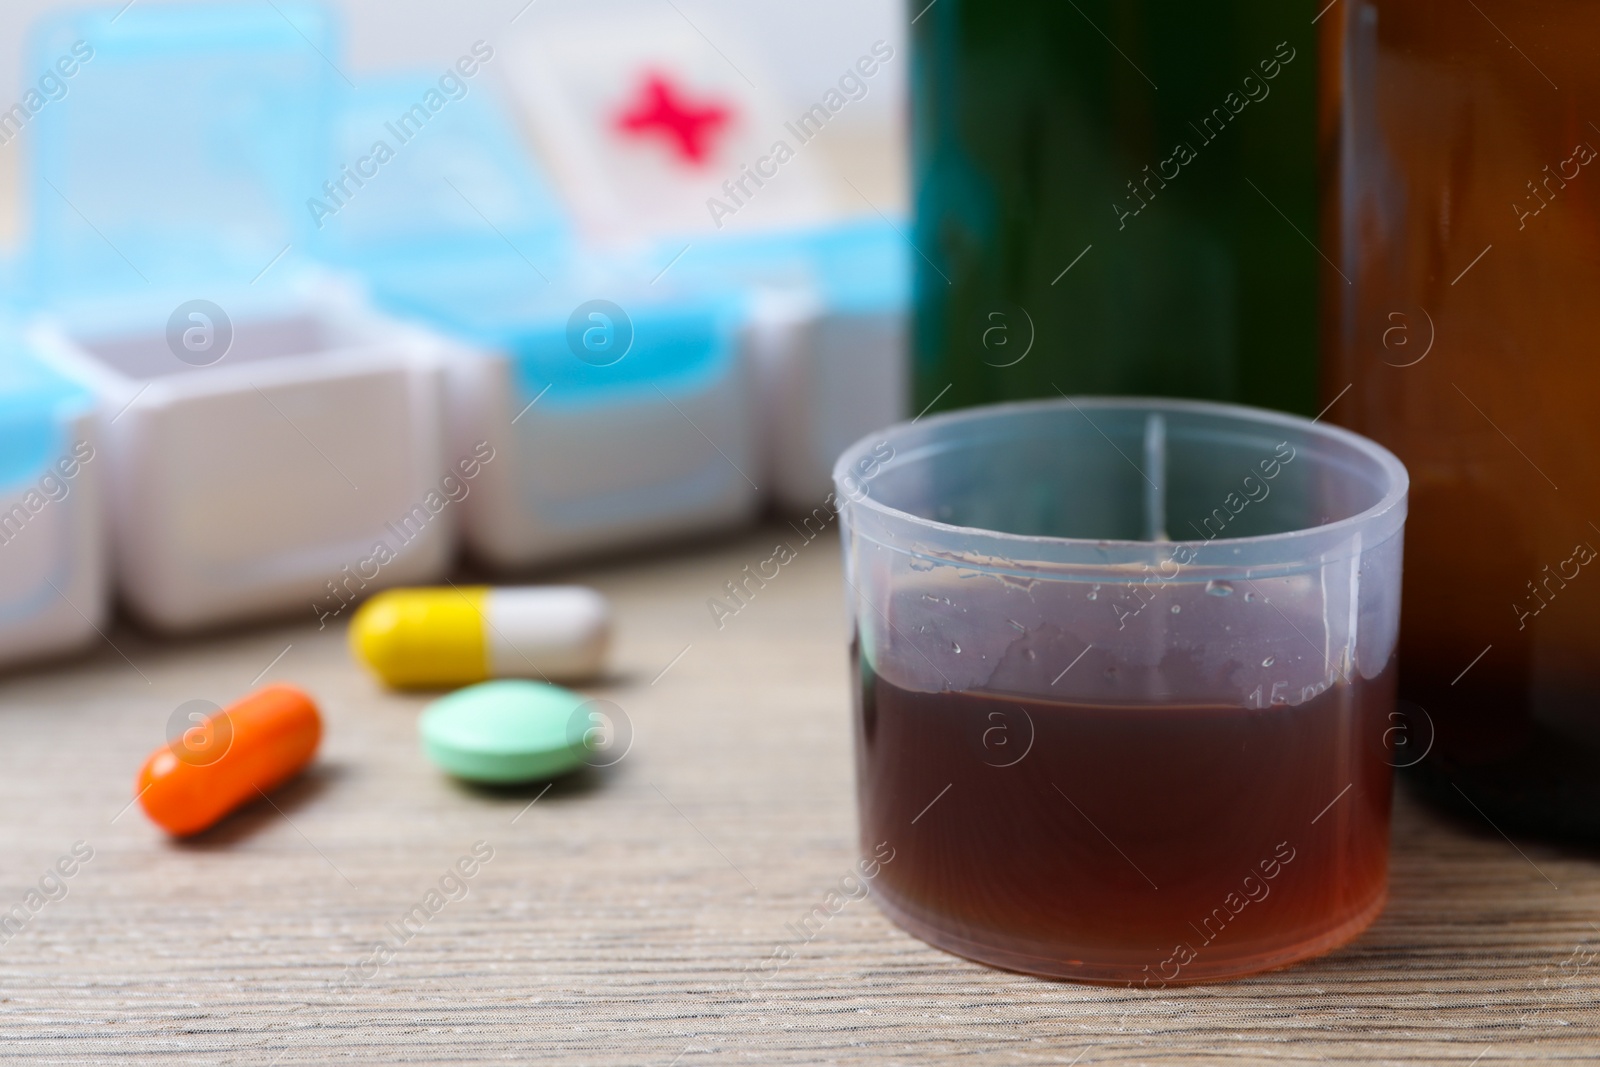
[350, 586, 610, 688]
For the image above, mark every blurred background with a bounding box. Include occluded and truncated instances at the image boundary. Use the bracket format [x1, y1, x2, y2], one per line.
[0, 0, 908, 248]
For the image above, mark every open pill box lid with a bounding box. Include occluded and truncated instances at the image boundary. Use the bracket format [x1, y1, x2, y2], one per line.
[25, 1, 335, 315]
[310, 76, 747, 410]
[319, 72, 573, 291]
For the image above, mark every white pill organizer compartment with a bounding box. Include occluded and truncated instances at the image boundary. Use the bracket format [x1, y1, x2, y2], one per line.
[400, 264, 757, 569]
[23, 2, 453, 631]
[324, 78, 757, 568]
[681, 220, 911, 511]
[0, 341, 105, 668]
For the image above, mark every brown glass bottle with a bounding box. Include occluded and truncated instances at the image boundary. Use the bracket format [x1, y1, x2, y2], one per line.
[1322, 1, 1600, 838]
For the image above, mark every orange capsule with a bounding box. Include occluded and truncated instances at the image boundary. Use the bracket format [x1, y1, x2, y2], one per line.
[137, 684, 323, 836]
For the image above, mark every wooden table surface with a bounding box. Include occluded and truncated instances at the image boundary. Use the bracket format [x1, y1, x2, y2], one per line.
[0, 523, 1596, 1065]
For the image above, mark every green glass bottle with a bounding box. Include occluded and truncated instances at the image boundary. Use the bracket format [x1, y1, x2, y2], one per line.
[910, 0, 1320, 415]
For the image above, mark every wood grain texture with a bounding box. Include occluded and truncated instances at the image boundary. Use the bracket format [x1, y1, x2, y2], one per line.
[0, 524, 1596, 1065]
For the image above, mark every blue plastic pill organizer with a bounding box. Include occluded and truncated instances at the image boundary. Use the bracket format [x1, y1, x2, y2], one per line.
[0, 331, 105, 667]
[323, 75, 759, 567]
[675, 219, 911, 510]
[415, 264, 757, 568]
[6, 0, 910, 643]
[485, 3, 910, 512]
[23, 2, 456, 631]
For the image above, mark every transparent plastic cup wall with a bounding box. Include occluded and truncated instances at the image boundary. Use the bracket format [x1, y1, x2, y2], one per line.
[832, 398, 1409, 985]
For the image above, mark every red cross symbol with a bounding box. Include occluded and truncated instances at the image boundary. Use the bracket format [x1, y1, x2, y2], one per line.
[615, 73, 732, 166]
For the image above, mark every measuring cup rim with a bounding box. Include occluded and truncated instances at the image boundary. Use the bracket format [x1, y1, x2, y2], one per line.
[832, 395, 1409, 573]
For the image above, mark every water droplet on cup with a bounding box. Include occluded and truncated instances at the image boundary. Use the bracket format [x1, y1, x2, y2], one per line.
[1205, 580, 1234, 597]
[1262, 655, 1275, 667]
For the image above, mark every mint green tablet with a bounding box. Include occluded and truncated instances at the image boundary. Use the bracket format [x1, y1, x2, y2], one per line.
[419, 680, 590, 783]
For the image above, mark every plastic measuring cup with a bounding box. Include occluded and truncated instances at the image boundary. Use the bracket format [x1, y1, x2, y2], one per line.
[833, 397, 1408, 984]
